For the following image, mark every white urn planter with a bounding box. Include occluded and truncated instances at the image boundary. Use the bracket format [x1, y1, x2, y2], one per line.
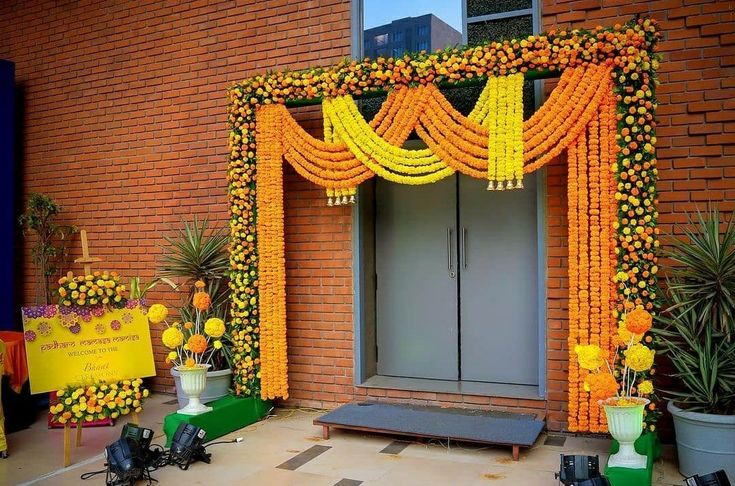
[603, 398, 649, 469]
[175, 364, 213, 415]
[171, 367, 232, 410]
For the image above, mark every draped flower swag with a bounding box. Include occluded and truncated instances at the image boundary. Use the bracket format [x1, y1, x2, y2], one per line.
[228, 18, 661, 432]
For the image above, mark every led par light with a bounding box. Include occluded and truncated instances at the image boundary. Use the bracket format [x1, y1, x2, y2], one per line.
[104, 438, 144, 486]
[121, 423, 153, 450]
[555, 454, 602, 485]
[685, 470, 732, 486]
[169, 423, 210, 470]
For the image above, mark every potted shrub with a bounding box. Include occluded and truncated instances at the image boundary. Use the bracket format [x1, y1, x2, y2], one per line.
[148, 282, 232, 415]
[158, 218, 233, 406]
[656, 210, 735, 478]
[575, 306, 656, 469]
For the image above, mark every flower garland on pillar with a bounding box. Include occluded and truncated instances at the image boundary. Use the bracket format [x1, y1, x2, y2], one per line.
[255, 105, 289, 400]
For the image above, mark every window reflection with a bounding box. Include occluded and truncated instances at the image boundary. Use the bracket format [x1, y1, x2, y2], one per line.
[363, 1, 462, 59]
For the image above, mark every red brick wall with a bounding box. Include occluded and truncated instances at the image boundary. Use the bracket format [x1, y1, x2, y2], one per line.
[0, 0, 353, 391]
[541, 0, 735, 431]
[3, 0, 733, 432]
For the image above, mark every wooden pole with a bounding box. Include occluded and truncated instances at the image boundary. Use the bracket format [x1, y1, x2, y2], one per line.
[74, 229, 101, 275]
[63, 423, 71, 467]
[75, 420, 83, 447]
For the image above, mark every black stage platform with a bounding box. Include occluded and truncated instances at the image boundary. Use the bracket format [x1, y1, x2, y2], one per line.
[314, 401, 545, 460]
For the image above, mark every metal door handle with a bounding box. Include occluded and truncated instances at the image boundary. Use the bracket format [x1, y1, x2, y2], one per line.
[447, 228, 453, 271]
[461, 227, 467, 269]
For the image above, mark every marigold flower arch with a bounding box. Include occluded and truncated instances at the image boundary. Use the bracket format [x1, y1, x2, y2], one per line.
[227, 17, 661, 433]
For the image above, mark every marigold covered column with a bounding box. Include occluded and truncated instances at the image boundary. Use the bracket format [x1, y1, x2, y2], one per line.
[255, 105, 289, 400]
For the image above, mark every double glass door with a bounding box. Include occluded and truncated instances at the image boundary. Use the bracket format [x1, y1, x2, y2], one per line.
[375, 174, 540, 386]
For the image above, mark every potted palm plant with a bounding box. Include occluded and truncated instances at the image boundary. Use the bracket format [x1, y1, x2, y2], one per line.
[158, 218, 233, 407]
[656, 209, 735, 478]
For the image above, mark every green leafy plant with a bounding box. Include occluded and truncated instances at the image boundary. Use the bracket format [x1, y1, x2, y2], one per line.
[128, 276, 176, 300]
[157, 218, 232, 369]
[18, 193, 77, 304]
[656, 209, 735, 414]
[158, 217, 229, 293]
[664, 209, 735, 339]
[656, 286, 735, 414]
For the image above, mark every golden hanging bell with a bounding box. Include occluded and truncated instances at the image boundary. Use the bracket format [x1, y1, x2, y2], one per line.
[349, 195, 356, 204]
[506, 180, 514, 190]
[327, 197, 333, 206]
[515, 179, 524, 189]
[486, 181, 495, 191]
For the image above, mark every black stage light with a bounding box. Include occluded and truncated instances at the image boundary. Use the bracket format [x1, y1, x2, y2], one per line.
[685, 470, 732, 486]
[121, 423, 153, 450]
[555, 454, 602, 485]
[169, 423, 210, 470]
[576, 477, 611, 486]
[105, 438, 144, 486]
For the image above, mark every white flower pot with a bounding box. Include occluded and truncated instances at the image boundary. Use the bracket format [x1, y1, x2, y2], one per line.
[171, 367, 232, 409]
[176, 364, 213, 415]
[603, 398, 649, 469]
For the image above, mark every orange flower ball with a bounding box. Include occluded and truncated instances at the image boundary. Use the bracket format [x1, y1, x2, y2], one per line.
[187, 334, 208, 354]
[625, 307, 653, 334]
[192, 291, 211, 311]
[584, 372, 619, 402]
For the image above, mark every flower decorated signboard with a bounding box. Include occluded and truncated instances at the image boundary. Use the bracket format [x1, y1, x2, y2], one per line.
[21, 271, 155, 394]
[227, 17, 661, 433]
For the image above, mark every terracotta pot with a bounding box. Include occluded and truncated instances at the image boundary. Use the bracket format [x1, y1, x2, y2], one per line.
[603, 398, 649, 469]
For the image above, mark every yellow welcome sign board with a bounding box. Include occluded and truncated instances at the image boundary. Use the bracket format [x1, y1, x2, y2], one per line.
[21, 304, 156, 394]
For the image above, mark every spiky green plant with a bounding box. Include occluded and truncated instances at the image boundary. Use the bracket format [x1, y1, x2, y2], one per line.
[664, 209, 735, 339]
[157, 217, 232, 370]
[656, 285, 735, 414]
[655, 209, 735, 414]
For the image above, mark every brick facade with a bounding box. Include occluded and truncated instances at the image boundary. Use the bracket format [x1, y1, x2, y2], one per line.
[2, 0, 733, 432]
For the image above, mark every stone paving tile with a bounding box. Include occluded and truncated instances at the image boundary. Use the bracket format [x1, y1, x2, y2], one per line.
[12, 406, 682, 486]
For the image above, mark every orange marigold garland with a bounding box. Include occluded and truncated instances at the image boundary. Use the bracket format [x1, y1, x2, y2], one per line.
[567, 129, 580, 432]
[255, 105, 289, 400]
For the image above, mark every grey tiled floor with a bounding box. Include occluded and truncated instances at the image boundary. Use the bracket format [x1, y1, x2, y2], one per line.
[3, 398, 685, 485]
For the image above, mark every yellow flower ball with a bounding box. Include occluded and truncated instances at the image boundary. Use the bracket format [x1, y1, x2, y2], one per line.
[213, 340, 223, 350]
[204, 318, 226, 338]
[624, 344, 655, 372]
[147, 304, 169, 324]
[575, 344, 605, 371]
[167, 351, 178, 360]
[638, 380, 654, 396]
[162, 327, 184, 349]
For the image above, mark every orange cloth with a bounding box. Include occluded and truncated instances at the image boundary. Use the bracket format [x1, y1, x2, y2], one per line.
[0, 331, 29, 393]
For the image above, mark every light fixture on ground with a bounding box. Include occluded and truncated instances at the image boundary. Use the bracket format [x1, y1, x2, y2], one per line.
[169, 423, 210, 470]
[685, 470, 732, 486]
[555, 454, 602, 485]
